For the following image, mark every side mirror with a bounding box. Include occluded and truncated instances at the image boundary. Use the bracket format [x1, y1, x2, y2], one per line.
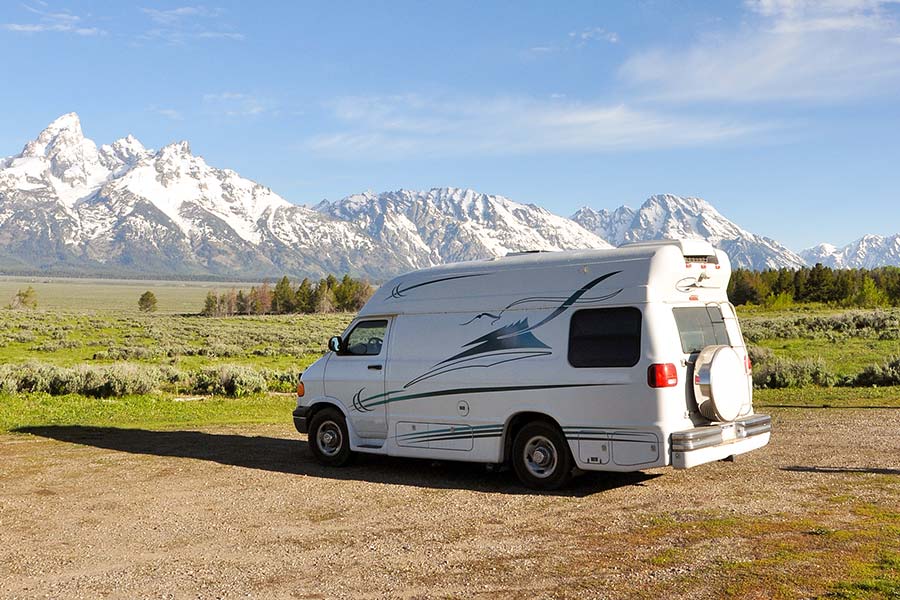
[328, 336, 343, 353]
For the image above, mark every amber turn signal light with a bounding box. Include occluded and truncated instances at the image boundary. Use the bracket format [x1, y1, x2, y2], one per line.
[297, 382, 305, 397]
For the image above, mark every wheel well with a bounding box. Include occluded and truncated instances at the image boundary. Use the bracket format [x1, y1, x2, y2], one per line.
[307, 401, 345, 424]
[503, 412, 564, 463]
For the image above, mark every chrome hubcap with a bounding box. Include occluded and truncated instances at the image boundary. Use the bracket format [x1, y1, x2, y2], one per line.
[317, 420, 342, 457]
[523, 435, 558, 479]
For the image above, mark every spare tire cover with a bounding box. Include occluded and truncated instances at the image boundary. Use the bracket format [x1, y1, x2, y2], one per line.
[693, 345, 749, 422]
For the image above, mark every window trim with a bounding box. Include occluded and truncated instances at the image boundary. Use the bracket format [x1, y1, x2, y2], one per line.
[567, 306, 643, 369]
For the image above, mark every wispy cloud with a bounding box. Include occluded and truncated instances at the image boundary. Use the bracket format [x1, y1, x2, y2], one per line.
[150, 106, 184, 121]
[620, 0, 900, 102]
[569, 27, 619, 45]
[141, 6, 221, 25]
[2, 3, 105, 36]
[305, 94, 769, 159]
[203, 92, 273, 117]
[527, 25, 619, 55]
[137, 5, 243, 44]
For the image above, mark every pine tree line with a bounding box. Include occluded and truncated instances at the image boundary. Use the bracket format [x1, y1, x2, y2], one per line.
[201, 275, 375, 316]
[728, 265, 900, 307]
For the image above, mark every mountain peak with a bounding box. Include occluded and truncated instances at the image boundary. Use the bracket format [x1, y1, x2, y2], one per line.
[159, 140, 192, 156]
[573, 193, 806, 270]
[22, 112, 87, 158]
[643, 193, 713, 213]
[98, 134, 150, 173]
[802, 234, 900, 269]
[44, 112, 83, 134]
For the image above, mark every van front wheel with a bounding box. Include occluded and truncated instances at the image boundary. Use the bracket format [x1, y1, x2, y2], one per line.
[511, 421, 572, 490]
[308, 408, 353, 466]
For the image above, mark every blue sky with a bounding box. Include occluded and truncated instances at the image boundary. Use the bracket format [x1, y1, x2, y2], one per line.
[1, 0, 899, 250]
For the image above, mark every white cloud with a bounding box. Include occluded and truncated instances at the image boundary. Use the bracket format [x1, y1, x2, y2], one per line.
[150, 106, 184, 121]
[620, 0, 900, 102]
[197, 31, 245, 40]
[137, 5, 242, 44]
[2, 3, 105, 36]
[569, 27, 619, 45]
[203, 92, 272, 117]
[141, 6, 220, 25]
[305, 94, 769, 159]
[529, 26, 619, 55]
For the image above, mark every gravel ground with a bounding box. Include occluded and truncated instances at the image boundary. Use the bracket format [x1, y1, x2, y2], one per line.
[1, 408, 898, 599]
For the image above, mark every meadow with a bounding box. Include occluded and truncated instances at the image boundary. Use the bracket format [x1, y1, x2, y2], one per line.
[0, 278, 899, 432]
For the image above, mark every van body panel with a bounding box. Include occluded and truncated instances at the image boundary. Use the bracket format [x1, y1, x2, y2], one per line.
[297, 240, 770, 474]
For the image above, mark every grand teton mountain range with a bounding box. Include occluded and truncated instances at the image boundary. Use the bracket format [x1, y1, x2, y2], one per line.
[1, 114, 896, 279]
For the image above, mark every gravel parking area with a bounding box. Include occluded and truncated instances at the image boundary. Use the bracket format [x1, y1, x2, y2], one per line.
[2, 407, 898, 599]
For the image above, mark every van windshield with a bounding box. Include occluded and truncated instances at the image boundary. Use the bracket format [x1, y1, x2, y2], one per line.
[673, 306, 731, 353]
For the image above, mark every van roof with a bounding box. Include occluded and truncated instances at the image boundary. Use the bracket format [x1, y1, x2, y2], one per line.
[396, 239, 719, 277]
[360, 239, 730, 316]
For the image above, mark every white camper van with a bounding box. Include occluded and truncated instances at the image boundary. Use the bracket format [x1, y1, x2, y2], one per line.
[293, 240, 771, 489]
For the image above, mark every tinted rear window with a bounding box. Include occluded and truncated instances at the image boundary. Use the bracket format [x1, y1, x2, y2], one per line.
[673, 306, 730, 353]
[568, 307, 642, 368]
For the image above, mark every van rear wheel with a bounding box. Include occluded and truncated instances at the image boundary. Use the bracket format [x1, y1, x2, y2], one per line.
[308, 408, 353, 467]
[512, 421, 572, 490]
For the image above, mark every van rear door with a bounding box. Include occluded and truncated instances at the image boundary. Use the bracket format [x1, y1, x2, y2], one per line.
[672, 303, 752, 419]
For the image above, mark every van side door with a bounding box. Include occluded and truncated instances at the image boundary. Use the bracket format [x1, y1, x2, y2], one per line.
[324, 318, 390, 440]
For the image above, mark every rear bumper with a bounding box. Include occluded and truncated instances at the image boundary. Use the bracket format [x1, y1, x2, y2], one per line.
[671, 414, 771, 469]
[292, 404, 311, 434]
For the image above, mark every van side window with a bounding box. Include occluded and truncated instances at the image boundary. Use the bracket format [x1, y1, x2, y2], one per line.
[343, 320, 388, 356]
[673, 306, 730, 353]
[568, 308, 642, 368]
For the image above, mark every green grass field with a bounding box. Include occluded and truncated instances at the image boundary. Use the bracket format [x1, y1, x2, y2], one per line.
[0, 277, 898, 431]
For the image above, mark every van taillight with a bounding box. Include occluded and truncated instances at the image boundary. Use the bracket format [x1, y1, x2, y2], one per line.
[297, 382, 305, 397]
[745, 356, 752, 374]
[648, 363, 678, 388]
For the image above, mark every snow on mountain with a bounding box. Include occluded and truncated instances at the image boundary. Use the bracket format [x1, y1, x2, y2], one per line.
[572, 194, 807, 270]
[802, 235, 900, 269]
[315, 187, 612, 269]
[2, 113, 897, 279]
[0, 114, 389, 278]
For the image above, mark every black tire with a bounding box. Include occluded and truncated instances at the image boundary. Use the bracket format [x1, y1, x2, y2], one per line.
[511, 421, 573, 490]
[307, 408, 353, 467]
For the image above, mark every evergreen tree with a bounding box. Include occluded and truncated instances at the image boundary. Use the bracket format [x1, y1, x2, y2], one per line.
[138, 291, 158, 313]
[202, 291, 219, 316]
[295, 278, 313, 313]
[272, 276, 295, 314]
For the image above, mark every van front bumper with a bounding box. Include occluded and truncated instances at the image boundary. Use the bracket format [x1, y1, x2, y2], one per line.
[293, 405, 311, 434]
[671, 414, 771, 469]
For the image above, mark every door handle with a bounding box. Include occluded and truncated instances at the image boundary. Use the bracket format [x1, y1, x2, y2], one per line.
[368, 364, 383, 371]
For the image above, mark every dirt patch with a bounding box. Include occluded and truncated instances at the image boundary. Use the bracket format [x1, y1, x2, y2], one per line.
[1, 408, 898, 599]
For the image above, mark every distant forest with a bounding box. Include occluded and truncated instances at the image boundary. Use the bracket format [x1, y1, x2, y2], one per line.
[728, 265, 900, 307]
[201, 275, 374, 316]
[197, 265, 900, 315]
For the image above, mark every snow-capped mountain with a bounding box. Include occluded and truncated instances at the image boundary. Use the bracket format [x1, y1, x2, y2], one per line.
[315, 188, 611, 269]
[802, 235, 900, 269]
[2, 114, 898, 279]
[0, 113, 393, 278]
[572, 194, 807, 270]
[0, 114, 608, 278]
